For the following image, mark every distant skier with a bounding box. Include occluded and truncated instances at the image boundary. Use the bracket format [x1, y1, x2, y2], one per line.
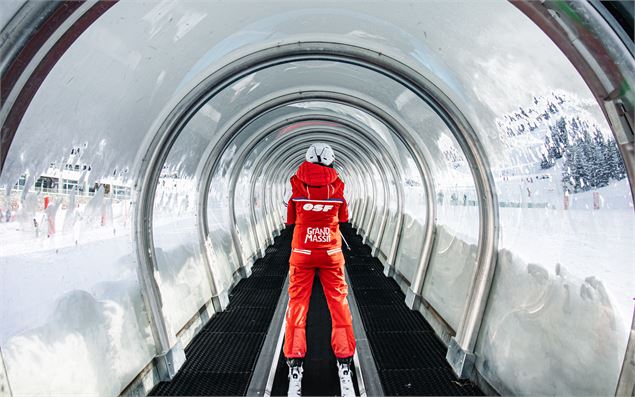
[284, 143, 356, 397]
[45, 200, 58, 237]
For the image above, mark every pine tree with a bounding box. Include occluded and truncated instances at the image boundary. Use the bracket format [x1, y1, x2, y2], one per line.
[607, 138, 627, 180]
[580, 130, 596, 188]
[561, 142, 575, 193]
[553, 117, 568, 153]
[541, 153, 554, 169]
[572, 142, 589, 192]
[593, 129, 610, 187]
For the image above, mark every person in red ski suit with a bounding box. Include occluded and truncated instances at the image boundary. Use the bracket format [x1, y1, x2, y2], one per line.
[284, 143, 356, 396]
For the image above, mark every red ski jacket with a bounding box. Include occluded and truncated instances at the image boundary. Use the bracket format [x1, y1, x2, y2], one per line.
[286, 161, 349, 263]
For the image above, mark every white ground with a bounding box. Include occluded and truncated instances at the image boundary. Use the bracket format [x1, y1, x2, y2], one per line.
[0, 177, 632, 395]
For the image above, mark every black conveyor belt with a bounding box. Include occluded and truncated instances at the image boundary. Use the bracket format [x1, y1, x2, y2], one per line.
[340, 223, 483, 396]
[150, 224, 483, 396]
[270, 271, 361, 396]
[149, 228, 292, 396]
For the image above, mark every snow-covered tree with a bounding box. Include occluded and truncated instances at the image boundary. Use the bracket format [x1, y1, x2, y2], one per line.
[607, 139, 627, 181]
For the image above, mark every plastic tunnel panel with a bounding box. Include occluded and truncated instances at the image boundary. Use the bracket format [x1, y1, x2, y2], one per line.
[1, 1, 634, 396]
[422, 135, 481, 330]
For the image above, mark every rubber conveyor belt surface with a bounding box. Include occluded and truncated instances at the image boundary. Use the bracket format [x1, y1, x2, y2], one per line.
[270, 271, 362, 396]
[150, 224, 482, 396]
[149, 229, 292, 396]
[339, 223, 483, 396]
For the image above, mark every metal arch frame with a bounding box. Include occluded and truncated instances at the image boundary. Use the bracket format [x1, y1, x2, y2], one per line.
[250, 125, 390, 250]
[0, 2, 631, 392]
[194, 88, 435, 287]
[199, 98, 382, 277]
[253, 139, 370, 251]
[250, 130, 380, 235]
[246, 93, 435, 307]
[249, 112, 405, 259]
[252, 117, 428, 304]
[263, 151, 358, 236]
[262, 136, 372, 225]
[232, 112, 404, 261]
[264, 156, 361, 236]
[240, 117, 386, 262]
[252, 134, 360, 236]
[224, 121, 385, 268]
[2, 29, 496, 380]
[264, 146, 366, 236]
[268, 156, 357, 234]
[265, 147, 356, 230]
[139, 42, 496, 381]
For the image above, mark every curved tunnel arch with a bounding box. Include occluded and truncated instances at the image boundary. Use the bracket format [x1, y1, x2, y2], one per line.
[0, 2, 633, 396]
[192, 87, 449, 280]
[233, 117, 404, 261]
[227, 128, 386, 270]
[206, 104, 413, 265]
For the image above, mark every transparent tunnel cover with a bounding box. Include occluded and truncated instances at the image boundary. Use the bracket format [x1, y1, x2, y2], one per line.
[0, 184, 155, 395]
[1, 0, 633, 396]
[423, 133, 480, 331]
[152, 111, 216, 335]
[474, 92, 634, 396]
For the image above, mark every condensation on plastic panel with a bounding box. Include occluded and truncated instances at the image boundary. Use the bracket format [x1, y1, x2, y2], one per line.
[253, 177, 268, 249]
[421, 129, 480, 330]
[152, 111, 217, 335]
[378, 179, 399, 259]
[234, 174, 257, 260]
[0, 186, 155, 395]
[393, 159, 426, 284]
[368, 170, 386, 246]
[206, 168, 240, 293]
[240, 133, 273, 251]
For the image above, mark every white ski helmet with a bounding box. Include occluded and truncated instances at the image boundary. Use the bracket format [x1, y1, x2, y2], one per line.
[306, 143, 335, 166]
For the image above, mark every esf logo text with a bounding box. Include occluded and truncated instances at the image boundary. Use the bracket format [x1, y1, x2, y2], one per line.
[302, 203, 334, 212]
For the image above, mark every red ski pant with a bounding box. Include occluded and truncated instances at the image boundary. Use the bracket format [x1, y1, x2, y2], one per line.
[284, 255, 356, 359]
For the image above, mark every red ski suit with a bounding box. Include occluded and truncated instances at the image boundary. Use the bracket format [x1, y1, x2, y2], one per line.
[284, 161, 356, 359]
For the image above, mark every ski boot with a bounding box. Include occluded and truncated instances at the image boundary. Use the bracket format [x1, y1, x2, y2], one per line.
[337, 357, 355, 397]
[287, 358, 303, 396]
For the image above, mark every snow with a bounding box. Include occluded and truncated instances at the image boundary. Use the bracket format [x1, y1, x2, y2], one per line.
[0, 221, 156, 396]
[153, 178, 214, 335]
[0, 183, 231, 396]
[423, 177, 633, 396]
[476, 246, 629, 396]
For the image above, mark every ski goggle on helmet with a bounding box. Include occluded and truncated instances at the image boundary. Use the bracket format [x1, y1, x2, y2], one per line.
[306, 143, 335, 166]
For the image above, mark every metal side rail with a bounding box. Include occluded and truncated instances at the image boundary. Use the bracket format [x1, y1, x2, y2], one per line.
[149, 228, 293, 396]
[340, 223, 483, 396]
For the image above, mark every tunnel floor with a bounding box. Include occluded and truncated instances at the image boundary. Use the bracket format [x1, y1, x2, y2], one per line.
[270, 265, 362, 396]
[149, 229, 292, 396]
[339, 224, 482, 396]
[150, 224, 483, 396]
